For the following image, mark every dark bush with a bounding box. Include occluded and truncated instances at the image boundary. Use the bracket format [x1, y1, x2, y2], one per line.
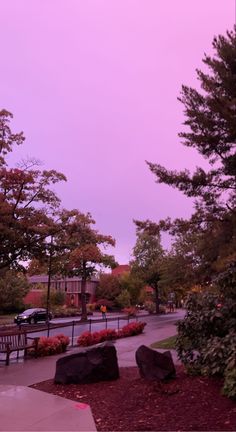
[176, 265, 236, 399]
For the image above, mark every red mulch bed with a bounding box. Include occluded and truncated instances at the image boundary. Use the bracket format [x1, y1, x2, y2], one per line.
[31, 366, 236, 431]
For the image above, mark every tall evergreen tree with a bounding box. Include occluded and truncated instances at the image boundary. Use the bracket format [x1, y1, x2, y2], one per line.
[148, 28, 236, 217]
[144, 28, 236, 285]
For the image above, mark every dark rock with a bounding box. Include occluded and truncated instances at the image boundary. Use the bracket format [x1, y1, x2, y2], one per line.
[135, 345, 176, 380]
[54, 341, 119, 384]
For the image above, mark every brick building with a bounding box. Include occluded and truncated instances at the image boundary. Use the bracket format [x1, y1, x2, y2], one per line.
[25, 275, 98, 308]
[111, 265, 130, 277]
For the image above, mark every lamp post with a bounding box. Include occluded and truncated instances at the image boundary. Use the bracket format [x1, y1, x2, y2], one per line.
[46, 235, 53, 323]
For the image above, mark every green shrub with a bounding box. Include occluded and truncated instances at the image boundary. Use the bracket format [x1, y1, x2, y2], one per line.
[176, 292, 236, 367]
[175, 269, 236, 399]
[53, 306, 80, 317]
[200, 332, 236, 376]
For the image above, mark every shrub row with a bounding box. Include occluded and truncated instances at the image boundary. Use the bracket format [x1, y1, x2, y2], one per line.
[28, 321, 146, 356]
[77, 321, 146, 347]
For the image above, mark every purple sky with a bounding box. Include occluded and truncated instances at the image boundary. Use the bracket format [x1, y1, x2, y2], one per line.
[0, 1, 235, 264]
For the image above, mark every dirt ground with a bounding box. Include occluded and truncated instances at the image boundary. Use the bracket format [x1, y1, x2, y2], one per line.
[31, 366, 236, 431]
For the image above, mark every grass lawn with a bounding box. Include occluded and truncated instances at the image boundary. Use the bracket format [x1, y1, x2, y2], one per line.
[150, 334, 177, 349]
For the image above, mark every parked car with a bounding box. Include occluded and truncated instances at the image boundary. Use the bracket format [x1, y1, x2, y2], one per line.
[14, 308, 52, 325]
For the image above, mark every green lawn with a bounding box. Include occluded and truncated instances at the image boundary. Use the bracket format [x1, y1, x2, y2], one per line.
[150, 335, 177, 350]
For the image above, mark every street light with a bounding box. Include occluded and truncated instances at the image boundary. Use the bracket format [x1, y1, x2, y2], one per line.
[46, 236, 53, 323]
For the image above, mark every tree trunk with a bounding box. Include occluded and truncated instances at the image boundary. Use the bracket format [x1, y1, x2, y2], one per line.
[154, 285, 160, 314]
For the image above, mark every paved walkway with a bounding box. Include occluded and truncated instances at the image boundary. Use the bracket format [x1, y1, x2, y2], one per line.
[0, 309, 185, 431]
[0, 384, 96, 431]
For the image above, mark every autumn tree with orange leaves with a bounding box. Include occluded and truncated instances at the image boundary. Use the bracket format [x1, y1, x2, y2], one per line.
[54, 210, 116, 320]
[0, 110, 66, 273]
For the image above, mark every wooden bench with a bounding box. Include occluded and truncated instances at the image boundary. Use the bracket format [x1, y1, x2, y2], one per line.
[0, 331, 40, 366]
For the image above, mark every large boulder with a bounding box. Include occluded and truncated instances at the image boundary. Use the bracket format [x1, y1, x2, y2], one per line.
[135, 345, 176, 380]
[54, 341, 119, 384]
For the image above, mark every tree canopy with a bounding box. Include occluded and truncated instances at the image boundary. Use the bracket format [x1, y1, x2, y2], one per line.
[0, 110, 66, 273]
[131, 222, 164, 312]
[142, 28, 236, 291]
[148, 28, 236, 215]
[0, 110, 116, 316]
[52, 209, 116, 320]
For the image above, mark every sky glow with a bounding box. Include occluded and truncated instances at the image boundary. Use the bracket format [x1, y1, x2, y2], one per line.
[0, 0, 235, 263]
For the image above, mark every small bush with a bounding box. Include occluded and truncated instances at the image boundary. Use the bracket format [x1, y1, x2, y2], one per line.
[118, 322, 146, 338]
[53, 307, 81, 318]
[99, 328, 117, 341]
[37, 336, 62, 356]
[54, 333, 70, 351]
[77, 321, 146, 346]
[36, 333, 70, 356]
[77, 331, 94, 347]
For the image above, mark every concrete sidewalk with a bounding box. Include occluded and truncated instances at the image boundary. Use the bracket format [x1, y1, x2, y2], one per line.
[0, 385, 96, 431]
[0, 309, 185, 431]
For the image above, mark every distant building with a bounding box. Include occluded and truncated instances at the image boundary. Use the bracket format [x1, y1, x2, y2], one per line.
[25, 275, 98, 308]
[111, 265, 130, 277]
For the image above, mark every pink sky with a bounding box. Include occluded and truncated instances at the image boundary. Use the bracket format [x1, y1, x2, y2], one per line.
[0, 0, 235, 263]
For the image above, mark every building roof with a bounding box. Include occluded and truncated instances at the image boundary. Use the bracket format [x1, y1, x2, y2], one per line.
[112, 265, 130, 276]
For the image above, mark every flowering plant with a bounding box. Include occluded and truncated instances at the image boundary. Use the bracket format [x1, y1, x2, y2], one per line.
[36, 333, 70, 356]
[117, 322, 146, 338]
[77, 321, 146, 347]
